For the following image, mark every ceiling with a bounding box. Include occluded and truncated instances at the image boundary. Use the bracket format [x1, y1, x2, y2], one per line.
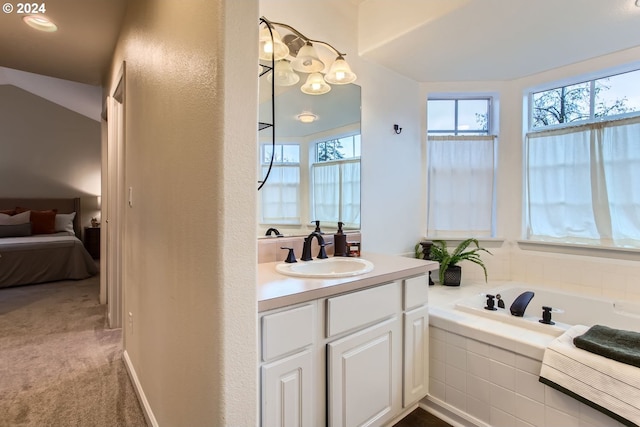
[0, 0, 638, 87]
[0, 0, 128, 86]
[360, 0, 640, 81]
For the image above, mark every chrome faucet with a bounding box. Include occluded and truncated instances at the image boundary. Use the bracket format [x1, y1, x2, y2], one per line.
[301, 232, 328, 261]
[510, 291, 535, 317]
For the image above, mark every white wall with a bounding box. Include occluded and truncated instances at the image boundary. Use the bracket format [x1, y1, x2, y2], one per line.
[260, 0, 424, 255]
[421, 46, 640, 301]
[106, 0, 258, 425]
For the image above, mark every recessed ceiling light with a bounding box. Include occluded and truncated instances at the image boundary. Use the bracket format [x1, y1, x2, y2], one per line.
[297, 112, 317, 124]
[23, 15, 58, 32]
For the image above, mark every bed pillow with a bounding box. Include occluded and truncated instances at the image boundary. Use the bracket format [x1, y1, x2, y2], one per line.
[29, 210, 57, 235]
[0, 210, 30, 225]
[0, 209, 16, 215]
[55, 212, 76, 234]
[0, 223, 32, 238]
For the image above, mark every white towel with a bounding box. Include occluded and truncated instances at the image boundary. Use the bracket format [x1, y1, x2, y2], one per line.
[540, 325, 640, 426]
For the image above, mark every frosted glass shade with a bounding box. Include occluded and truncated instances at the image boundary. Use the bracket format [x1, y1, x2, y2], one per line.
[291, 43, 325, 73]
[268, 60, 300, 86]
[324, 56, 357, 85]
[301, 73, 331, 95]
[259, 27, 289, 61]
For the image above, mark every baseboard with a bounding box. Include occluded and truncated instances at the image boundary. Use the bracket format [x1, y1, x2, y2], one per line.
[420, 396, 488, 427]
[123, 350, 158, 427]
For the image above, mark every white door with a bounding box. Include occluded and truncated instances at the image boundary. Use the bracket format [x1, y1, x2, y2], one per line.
[327, 317, 401, 427]
[261, 349, 313, 427]
[403, 305, 429, 406]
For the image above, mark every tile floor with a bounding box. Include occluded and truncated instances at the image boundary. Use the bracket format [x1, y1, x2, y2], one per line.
[393, 408, 452, 427]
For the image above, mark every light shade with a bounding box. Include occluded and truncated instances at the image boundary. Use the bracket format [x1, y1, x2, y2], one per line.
[259, 26, 289, 61]
[23, 15, 57, 32]
[297, 112, 317, 123]
[291, 43, 325, 73]
[268, 60, 300, 86]
[301, 73, 331, 95]
[324, 56, 357, 85]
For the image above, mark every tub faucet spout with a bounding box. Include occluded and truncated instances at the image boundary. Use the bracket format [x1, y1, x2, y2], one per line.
[510, 291, 535, 317]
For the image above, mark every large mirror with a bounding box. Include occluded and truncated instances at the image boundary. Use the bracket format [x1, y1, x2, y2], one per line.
[258, 74, 361, 237]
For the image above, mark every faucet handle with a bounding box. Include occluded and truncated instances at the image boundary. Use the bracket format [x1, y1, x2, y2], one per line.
[484, 294, 497, 311]
[280, 247, 297, 263]
[317, 242, 332, 259]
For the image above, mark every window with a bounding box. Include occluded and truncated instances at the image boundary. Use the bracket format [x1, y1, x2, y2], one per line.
[260, 144, 300, 224]
[526, 69, 640, 247]
[426, 98, 496, 237]
[311, 135, 361, 227]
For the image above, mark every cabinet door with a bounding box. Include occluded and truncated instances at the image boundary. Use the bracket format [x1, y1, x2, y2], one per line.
[403, 305, 429, 406]
[327, 317, 401, 427]
[261, 349, 313, 427]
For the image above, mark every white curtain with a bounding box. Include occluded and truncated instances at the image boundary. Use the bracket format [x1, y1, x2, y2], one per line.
[526, 116, 640, 246]
[311, 159, 360, 227]
[261, 165, 300, 224]
[427, 135, 495, 237]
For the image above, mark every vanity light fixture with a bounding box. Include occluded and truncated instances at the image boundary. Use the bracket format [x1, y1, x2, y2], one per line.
[297, 112, 318, 123]
[259, 16, 357, 95]
[23, 15, 58, 32]
[301, 73, 331, 95]
[268, 59, 300, 86]
[259, 26, 289, 61]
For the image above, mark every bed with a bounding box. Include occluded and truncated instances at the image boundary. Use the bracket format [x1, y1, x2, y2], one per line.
[0, 197, 98, 288]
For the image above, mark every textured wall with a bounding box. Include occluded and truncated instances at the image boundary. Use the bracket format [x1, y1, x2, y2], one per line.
[105, 0, 258, 425]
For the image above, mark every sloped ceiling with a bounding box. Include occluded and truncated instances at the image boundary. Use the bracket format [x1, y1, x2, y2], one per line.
[358, 0, 640, 81]
[0, 0, 638, 88]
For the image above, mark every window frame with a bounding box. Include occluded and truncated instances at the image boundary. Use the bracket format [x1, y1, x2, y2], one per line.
[427, 97, 492, 136]
[426, 95, 498, 238]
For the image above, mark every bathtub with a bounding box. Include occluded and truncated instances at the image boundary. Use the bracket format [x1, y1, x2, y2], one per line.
[425, 283, 640, 427]
[454, 284, 640, 336]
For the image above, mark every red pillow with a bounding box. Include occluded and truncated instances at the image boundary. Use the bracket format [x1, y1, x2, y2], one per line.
[25, 209, 58, 235]
[0, 209, 16, 215]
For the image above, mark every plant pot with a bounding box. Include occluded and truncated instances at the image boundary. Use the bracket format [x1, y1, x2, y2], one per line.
[442, 265, 462, 286]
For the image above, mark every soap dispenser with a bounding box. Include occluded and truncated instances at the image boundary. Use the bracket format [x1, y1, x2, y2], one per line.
[333, 221, 347, 257]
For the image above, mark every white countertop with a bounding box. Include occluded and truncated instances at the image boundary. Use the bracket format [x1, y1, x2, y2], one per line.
[258, 252, 438, 312]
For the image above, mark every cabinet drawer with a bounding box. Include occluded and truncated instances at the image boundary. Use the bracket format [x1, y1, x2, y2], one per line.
[404, 275, 428, 310]
[326, 282, 400, 338]
[262, 304, 314, 362]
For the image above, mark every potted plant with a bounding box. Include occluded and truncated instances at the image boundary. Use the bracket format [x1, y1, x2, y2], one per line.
[426, 238, 492, 286]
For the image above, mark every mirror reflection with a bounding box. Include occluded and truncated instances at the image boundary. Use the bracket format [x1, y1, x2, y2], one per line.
[258, 74, 361, 237]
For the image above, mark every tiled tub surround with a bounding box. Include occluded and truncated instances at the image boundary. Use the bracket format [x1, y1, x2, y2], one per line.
[425, 283, 631, 427]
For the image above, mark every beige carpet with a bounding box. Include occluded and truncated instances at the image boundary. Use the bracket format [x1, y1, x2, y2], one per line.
[0, 275, 147, 426]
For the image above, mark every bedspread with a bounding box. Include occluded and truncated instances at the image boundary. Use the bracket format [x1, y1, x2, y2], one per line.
[0, 234, 98, 288]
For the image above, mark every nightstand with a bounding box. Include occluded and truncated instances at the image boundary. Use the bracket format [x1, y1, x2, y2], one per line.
[84, 227, 100, 259]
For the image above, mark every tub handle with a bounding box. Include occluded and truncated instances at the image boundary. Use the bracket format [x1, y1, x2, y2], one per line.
[485, 294, 497, 311]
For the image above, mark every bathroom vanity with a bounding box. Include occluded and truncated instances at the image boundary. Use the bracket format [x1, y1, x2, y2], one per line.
[258, 252, 438, 427]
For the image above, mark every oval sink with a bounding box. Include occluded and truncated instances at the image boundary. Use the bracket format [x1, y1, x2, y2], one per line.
[275, 257, 374, 278]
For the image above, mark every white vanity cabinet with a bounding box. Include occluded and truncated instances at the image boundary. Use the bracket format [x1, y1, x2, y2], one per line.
[260, 303, 317, 427]
[402, 275, 430, 406]
[326, 282, 402, 427]
[259, 272, 430, 427]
